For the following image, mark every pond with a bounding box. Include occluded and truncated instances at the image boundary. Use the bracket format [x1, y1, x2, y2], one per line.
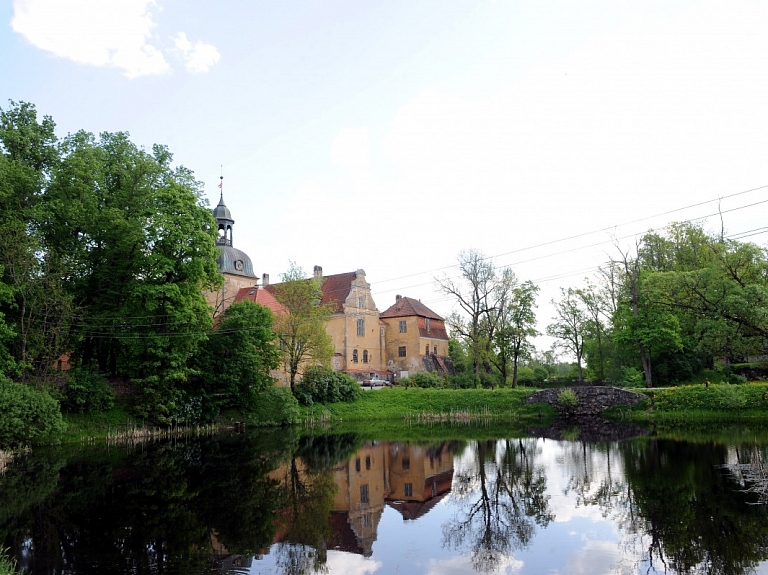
[2, 424, 768, 575]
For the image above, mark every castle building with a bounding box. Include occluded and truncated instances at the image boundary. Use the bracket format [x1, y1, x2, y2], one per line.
[204, 187, 259, 315]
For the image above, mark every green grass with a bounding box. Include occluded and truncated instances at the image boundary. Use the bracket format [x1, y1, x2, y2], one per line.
[0, 548, 16, 575]
[307, 387, 555, 424]
[61, 397, 140, 442]
[607, 382, 768, 424]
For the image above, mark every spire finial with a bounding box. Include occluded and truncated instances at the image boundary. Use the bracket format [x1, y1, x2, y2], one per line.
[218, 164, 224, 199]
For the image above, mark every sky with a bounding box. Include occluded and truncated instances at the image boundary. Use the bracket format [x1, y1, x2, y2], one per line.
[3, 0, 768, 351]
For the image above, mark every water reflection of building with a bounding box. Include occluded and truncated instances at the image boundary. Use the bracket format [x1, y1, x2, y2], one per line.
[330, 441, 456, 555]
[210, 531, 253, 575]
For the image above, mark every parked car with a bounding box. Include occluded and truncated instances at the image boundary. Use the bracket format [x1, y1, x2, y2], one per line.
[362, 378, 390, 388]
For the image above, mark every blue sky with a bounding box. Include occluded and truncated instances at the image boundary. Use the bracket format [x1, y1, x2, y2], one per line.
[4, 0, 768, 348]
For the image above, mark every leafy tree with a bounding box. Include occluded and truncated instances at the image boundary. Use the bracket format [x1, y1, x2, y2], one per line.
[492, 280, 539, 387]
[196, 300, 281, 412]
[272, 262, 334, 392]
[0, 101, 73, 379]
[546, 288, 589, 382]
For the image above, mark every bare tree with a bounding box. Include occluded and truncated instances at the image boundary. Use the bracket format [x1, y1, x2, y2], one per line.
[436, 250, 516, 382]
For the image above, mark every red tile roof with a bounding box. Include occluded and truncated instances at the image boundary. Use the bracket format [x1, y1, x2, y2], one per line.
[379, 296, 443, 320]
[264, 271, 358, 314]
[233, 286, 287, 316]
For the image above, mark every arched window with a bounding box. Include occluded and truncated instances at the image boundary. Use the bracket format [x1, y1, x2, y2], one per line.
[357, 318, 365, 336]
[363, 350, 369, 363]
[352, 349, 358, 363]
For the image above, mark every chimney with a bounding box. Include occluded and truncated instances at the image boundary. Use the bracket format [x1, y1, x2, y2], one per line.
[262, 273, 269, 286]
[396, 295, 402, 302]
[314, 265, 323, 279]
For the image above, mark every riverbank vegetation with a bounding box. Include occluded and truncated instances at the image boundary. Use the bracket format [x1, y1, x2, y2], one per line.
[2, 100, 768, 450]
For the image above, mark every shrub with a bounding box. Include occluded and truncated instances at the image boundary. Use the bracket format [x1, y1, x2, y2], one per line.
[0, 377, 66, 448]
[62, 367, 114, 413]
[621, 367, 645, 388]
[533, 367, 549, 384]
[405, 371, 445, 389]
[557, 388, 579, 415]
[293, 367, 361, 406]
[249, 386, 301, 426]
[516, 366, 536, 386]
[449, 373, 480, 389]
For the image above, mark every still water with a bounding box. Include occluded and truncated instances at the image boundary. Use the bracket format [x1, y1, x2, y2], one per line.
[2, 425, 768, 575]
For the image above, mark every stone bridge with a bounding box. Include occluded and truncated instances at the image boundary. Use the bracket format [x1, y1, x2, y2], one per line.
[526, 386, 646, 417]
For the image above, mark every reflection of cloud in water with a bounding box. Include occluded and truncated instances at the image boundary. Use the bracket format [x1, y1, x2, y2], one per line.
[425, 554, 523, 575]
[566, 540, 621, 575]
[324, 551, 382, 574]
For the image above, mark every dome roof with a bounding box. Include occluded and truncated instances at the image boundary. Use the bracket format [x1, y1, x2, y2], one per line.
[217, 245, 256, 277]
[213, 193, 233, 222]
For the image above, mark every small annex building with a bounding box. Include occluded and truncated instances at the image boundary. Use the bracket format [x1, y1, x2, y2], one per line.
[379, 295, 455, 379]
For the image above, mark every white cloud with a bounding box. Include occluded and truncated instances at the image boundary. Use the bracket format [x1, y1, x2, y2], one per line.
[173, 31, 220, 73]
[11, 0, 169, 77]
[425, 554, 523, 575]
[11, 0, 220, 77]
[324, 550, 382, 574]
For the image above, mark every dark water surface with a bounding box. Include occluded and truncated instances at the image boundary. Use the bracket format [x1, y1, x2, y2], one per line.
[2, 425, 768, 575]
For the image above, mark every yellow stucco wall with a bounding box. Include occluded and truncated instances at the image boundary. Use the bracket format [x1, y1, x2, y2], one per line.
[326, 272, 384, 376]
[380, 316, 450, 377]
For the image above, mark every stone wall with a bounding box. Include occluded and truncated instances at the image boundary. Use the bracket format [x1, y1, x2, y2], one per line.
[526, 386, 646, 417]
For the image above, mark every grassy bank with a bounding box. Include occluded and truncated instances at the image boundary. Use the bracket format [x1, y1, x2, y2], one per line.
[301, 387, 555, 424]
[608, 382, 768, 423]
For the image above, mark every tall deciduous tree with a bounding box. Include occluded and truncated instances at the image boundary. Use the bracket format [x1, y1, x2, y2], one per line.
[436, 249, 517, 384]
[492, 281, 539, 387]
[547, 287, 589, 382]
[272, 263, 334, 392]
[197, 301, 281, 411]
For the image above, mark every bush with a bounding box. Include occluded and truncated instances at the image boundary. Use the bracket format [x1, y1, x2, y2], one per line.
[557, 388, 579, 415]
[400, 371, 445, 389]
[621, 367, 645, 387]
[449, 373, 480, 389]
[62, 367, 114, 413]
[516, 366, 536, 386]
[293, 367, 361, 406]
[249, 386, 301, 426]
[533, 366, 549, 384]
[0, 377, 66, 448]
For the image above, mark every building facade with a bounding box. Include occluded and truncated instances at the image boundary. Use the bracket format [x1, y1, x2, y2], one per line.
[204, 191, 259, 315]
[379, 295, 453, 379]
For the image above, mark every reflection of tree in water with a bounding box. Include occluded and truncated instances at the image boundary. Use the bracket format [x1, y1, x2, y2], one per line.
[442, 439, 552, 573]
[0, 430, 297, 575]
[560, 440, 628, 519]
[616, 439, 768, 575]
[720, 444, 768, 505]
[269, 434, 357, 575]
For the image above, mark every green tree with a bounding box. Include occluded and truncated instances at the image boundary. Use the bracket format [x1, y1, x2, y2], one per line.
[492, 280, 539, 387]
[0, 101, 73, 379]
[547, 288, 589, 382]
[272, 262, 334, 392]
[197, 300, 281, 412]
